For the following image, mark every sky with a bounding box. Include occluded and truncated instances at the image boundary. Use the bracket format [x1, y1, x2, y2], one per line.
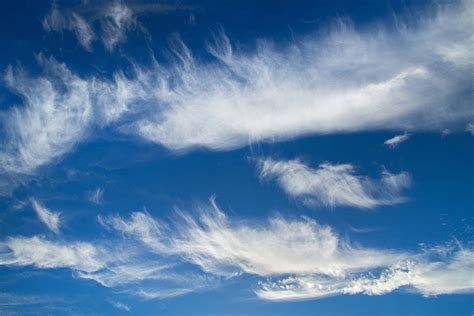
[0, 0, 473, 315]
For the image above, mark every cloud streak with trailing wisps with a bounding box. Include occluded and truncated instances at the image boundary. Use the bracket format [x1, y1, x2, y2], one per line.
[257, 158, 411, 208]
[0, 0, 471, 196]
[0, 199, 472, 300]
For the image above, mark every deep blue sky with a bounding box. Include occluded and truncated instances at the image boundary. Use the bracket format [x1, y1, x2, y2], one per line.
[0, 0, 472, 315]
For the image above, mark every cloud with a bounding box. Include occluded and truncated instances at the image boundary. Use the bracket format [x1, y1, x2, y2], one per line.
[43, 4, 96, 51]
[108, 300, 130, 312]
[257, 247, 474, 300]
[0, 56, 94, 175]
[0, 236, 104, 273]
[101, 200, 473, 300]
[2, 1, 471, 194]
[87, 187, 105, 205]
[101, 198, 405, 277]
[43, 1, 135, 52]
[100, 1, 136, 51]
[0, 233, 209, 300]
[466, 123, 474, 135]
[31, 199, 61, 234]
[0, 55, 145, 188]
[384, 133, 411, 148]
[131, 0, 473, 151]
[42, 0, 183, 52]
[257, 158, 411, 208]
[1, 200, 472, 301]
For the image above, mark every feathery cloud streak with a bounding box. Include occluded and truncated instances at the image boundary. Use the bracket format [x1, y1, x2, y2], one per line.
[134, 0, 473, 150]
[1, 0, 472, 185]
[1, 200, 472, 300]
[99, 200, 474, 298]
[99, 199, 406, 277]
[257, 247, 474, 300]
[31, 199, 61, 234]
[43, 1, 136, 51]
[257, 158, 411, 208]
[0, 236, 104, 272]
[384, 133, 411, 148]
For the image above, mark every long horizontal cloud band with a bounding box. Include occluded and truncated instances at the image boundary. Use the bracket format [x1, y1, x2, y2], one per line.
[1, 200, 472, 300]
[0, 0, 472, 183]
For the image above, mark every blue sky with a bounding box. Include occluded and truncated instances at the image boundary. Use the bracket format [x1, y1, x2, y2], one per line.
[0, 0, 473, 315]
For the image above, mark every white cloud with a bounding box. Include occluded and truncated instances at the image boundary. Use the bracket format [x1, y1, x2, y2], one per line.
[43, 5, 96, 51]
[257, 247, 474, 300]
[0, 56, 93, 175]
[0, 234, 208, 300]
[31, 199, 61, 234]
[466, 123, 474, 135]
[102, 200, 473, 300]
[1, 200, 472, 301]
[257, 158, 411, 208]
[78, 262, 174, 288]
[100, 1, 136, 52]
[132, 0, 473, 151]
[2, 1, 471, 194]
[0, 55, 145, 180]
[87, 187, 105, 205]
[101, 198, 405, 276]
[43, 1, 135, 52]
[384, 133, 411, 148]
[0, 236, 104, 273]
[108, 300, 130, 312]
[42, 1, 182, 52]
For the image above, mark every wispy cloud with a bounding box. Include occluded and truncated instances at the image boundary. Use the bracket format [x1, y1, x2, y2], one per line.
[1, 200, 472, 301]
[132, 0, 473, 150]
[31, 199, 61, 234]
[257, 246, 474, 300]
[101, 199, 473, 299]
[0, 56, 94, 176]
[1, 1, 471, 195]
[101, 198, 405, 277]
[466, 123, 474, 135]
[100, 1, 136, 51]
[108, 300, 131, 312]
[384, 133, 411, 148]
[42, 0, 183, 52]
[43, 1, 134, 52]
[0, 55, 144, 182]
[87, 187, 105, 205]
[0, 236, 104, 273]
[257, 158, 411, 209]
[43, 4, 96, 51]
